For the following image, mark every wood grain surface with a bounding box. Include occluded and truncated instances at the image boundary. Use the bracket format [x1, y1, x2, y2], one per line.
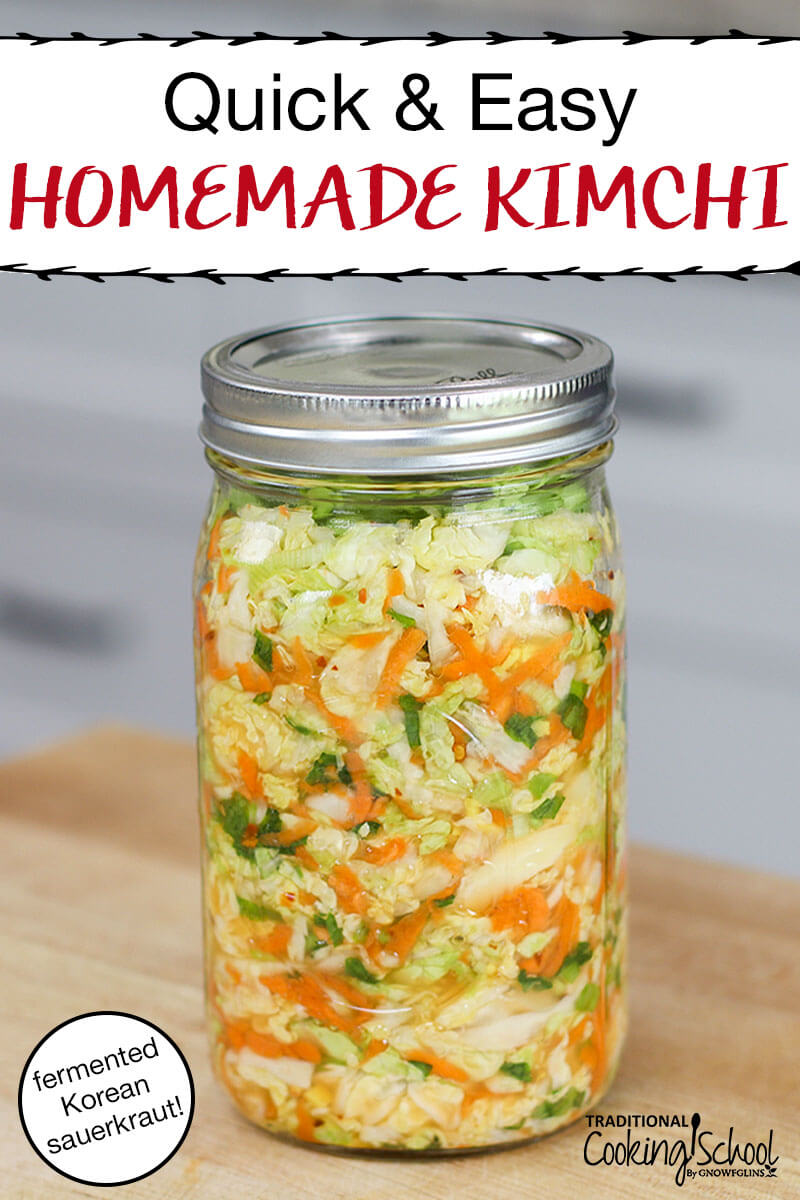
[1, 727, 798, 1200]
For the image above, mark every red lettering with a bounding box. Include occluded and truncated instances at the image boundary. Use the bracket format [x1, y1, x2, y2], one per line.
[694, 163, 747, 230]
[536, 162, 570, 229]
[10, 163, 62, 229]
[360, 164, 417, 231]
[236, 165, 296, 227]
[753, 162, 788, 230]
[185, 165, 230, 230]
[485, 166, 532, 231]
[302, 166, 355, 230]
[577, 166, 636, 228]
[64, 167, 113, 227]
[642, 166, 689, 230]
[415, 165, 459, 230]
[119, 165, 179, 228]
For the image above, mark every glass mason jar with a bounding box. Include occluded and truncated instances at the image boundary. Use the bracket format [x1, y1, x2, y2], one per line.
[193, 317, 626, 1153]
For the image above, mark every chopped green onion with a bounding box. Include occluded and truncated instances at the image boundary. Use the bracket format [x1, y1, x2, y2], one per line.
[500, 1061, 532, 1083]
[434, 894, 455, 908]
[252, 630, 273, 673]
[528, 772, 557, 799]
[236, 896, 282, 922]
[313, 912, 344, 947]
[306, 752, 337, 786]
[284, 715, 318, 736]
[575, 982, 601, 1012]
[530, 794, 565, 824]
[398, 693, 422, 748]
[589, 609, 613, 639]
[388, 608, 417, 628]
[557, 941, 593, 982]
[557, 692, 588, 740]
[532, 1087, 586, 1120]
[504, 713, 538, 749]
[408, 1060, 433, 1077]
[517, 969, 553, 991]
[344, 957, 378, 985]
[353, 820, 381, 838]
[258, 807, 283, 835]
[252, 692, 271, 705]
[304, 934, 328, 956]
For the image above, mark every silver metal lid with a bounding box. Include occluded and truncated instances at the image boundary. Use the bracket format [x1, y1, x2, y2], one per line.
[200, 315, 615, 477]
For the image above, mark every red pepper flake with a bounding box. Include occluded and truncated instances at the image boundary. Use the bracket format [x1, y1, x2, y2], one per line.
[358, 588, 367, 603]
[282, 892, 296, 905]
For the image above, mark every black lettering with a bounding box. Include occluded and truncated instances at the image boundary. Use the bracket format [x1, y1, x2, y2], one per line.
[164, 72, 220, 134]
[599, 87, 637, 147]
[518, 88, 556, 133]
[472, 74, 513, 131]
[334, 74, 369, 130]
[560, 88, 596, 133]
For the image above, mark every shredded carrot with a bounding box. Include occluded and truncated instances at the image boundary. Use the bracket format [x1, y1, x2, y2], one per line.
[243, 1028, 322, 1064]
[432, 849, 465, 880]
[391, 795, 418, 820]
[372, 904, 429, 964]
[295, 1100, 316, 1141]
[410, 1051, 469, 1083]
[267, 818, 318, 848]
[225, 1023, 245, 1051]
[342, 750, 375, 824]
[293, 845, 319, 873]
[490, 885, 549, 940]
[328, 593, 347, 607]
[503, 633, 573, 692]
[195, 598, 210, 642]
[279, 504, 289, 517]
[375, 626, 427, 707]
[255, 925, 291, 956]
[260, 973, 358, 1032]
[441, 625, 509, 715]
[567, 1016, 591, 1050]
[383, 567, 405, 613]
[289, 636, 360, 743]
[362, 1038, 388, 1063]
[217, 562, 236, 594]
[225, 963, 241, 986]
[235, 660, 272, 693]
[489, 807, 509, 829]
[361, 836, 407, 866]
[358, 587, 367, 604]
[200, 629, 233, 681]
[538, 569, 614, 614]
[237, 749, 262, 798]
[319, 973, 376, 1015]
[291, 637, 314, 689]
[207, 516, 224, 563]
[533, 896, 581, 977]
[329, 863, 368, 914]
[347, 630, 390, 649]
[577, 667, 611, 755]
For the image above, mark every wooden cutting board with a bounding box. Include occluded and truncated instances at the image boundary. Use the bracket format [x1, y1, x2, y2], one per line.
[1, 727, 798, 1199]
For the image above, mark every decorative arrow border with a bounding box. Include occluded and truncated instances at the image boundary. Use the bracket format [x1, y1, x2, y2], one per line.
[1, 29, 797, 283]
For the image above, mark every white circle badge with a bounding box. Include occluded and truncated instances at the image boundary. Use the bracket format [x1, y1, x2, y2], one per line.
[19, 1011, 194, 1187]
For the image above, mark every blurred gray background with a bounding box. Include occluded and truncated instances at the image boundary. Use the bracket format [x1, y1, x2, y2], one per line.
[1, 0, 799, 878]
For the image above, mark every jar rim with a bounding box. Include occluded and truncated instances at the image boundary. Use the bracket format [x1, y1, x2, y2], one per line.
[200, 314, 616, 477]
